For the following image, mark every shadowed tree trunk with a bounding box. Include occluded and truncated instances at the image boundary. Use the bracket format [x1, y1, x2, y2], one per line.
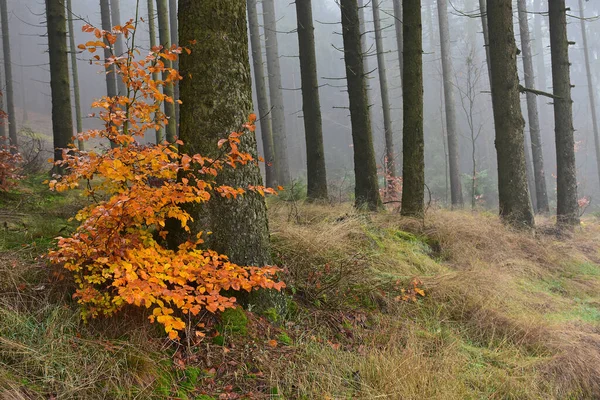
[487, 0, 534, 228]
[437, 0, 463, 207]
[66, 0, 83, 150]
[578, 0, 600, 191]
[262, 0, 290, 187]
[247, 0, 275, 188]
[372, 0, 396, 192]
[296, 0, 328, 200]
[517, 0, 549, 213]
[1, 0, 17, 150]
[392, 0, 403, 174]
[340, 0, 382, 211]
[157, 0, 176, 143]
[100, 0, 117, 148]
[45, 0, 73, 165]
[147, 0, 163, 143]
[401, 0, 424, 217]
[168, 0, 179, 130]
[110, 0, 126, 96]
[548, 0, 579, 226]
[177, 0, 281, 311]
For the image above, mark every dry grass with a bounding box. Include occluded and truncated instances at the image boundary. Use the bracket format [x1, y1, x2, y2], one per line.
[267, 202, 600, 399]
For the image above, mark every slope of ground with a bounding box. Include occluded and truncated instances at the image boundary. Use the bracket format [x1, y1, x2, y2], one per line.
[1, 179, 600, 399]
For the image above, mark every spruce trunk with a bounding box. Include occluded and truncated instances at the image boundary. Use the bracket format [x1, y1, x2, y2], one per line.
[156, 0, 177, 143]
[247, 0, 276, 188]
[110, 0, 127, 96]
[296, 0, 328, 200]
[517, 0, 549, 213]
[578, 0, 600, 192]
[392, 0, 403, 174]
[262, 0, 290, 187]
[487, 0, 534, 227]
[372, 0, 396, 191]
[437, 0, 463, 207]
[169, 0, 179, 130]
[67, 0, 83, 150]
[401, 0, 424, 217]
[548, 0, 579, 226]
[147, 0, 163, 143]
[45, 0, 73, 165]
[1, 0, 17, 150]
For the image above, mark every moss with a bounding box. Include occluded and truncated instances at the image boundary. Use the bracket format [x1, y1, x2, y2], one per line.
[212, 335, 225, 346]
[277, 332, 292, 346]
[219, 307, 249, 336]
[261, 307, 280, 323]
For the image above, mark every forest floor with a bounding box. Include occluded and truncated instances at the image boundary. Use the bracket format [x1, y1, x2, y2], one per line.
[1, 177, 600, 399]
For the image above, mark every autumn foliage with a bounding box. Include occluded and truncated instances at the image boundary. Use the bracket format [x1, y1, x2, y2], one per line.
[47, 21, 283, 339]
[0, 144, 22, 192]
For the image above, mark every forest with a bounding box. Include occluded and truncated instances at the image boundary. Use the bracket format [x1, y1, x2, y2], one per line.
[1, 0, 600, 398]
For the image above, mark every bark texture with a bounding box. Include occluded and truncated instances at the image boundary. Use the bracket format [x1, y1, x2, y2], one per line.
[67, 0, 83, 150]
[247, 0, 276, 188]
[177, 0, 272, 267]
[548, 0, 579, 226]
[157, 0, 177, 143]
[392, 0, 403, 173]
[296, 0, 328, 200]
[401, 0, 424, 217]
[46, 0, 73, 164]
[372, 0, 396, 187]
[340, 0, 382, 211]
[517, 0, 549, 213]
[99, 0, 117, 105]
[169, 0, 179, 129]
[262, 0, 291, 186]
[1, 0, 17, 149]
[437, 0, 463, 207]
[487, 0, 534, 227]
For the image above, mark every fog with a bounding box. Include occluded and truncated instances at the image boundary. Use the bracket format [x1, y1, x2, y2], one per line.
[7, 0, 600, 209]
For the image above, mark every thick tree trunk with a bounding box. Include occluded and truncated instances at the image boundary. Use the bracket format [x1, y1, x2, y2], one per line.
[358, 0, 370, 77]
[66, 0, 83, 150]
[45, 0, 73, 165]
[247, 0, 276, 188]
[110, 0, 126, 96]
[372, 0, 396, 191]
[168, 0, 179, 130]
[401, 0, 424, 217]
[1, 0, 17, 150]
[340, 0, 382, 211]
[147, 0, 163, 143]
[99, 1, 117, 105]
[177, 0, 271, 266]
[548, 0, 579, 226]
[156, 0, 177, 143]
[392, 0, 403, 174]
[578, 0, 600, 191]
[517, 0, 549, 213]
[262, 0, 290, 187]
[487, 0, 534, 228]
[296, 0, 328, 200]
[437, 0, 463, 207]
[478, 0, 492, 87]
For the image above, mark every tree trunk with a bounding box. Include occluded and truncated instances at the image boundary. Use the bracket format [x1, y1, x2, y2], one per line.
[392, 0, 403, 174]
[110, 0, 126, 96]
[1, 0, 17, 150]
[372, 0, 396, 192]
[548, 0, 579, 226]
[177, 0, 271, 266]
[296, 0, 328, 200]
[340, 0, 382, 211]
[147, 0, 163, 143]
[168, 0, 179, 130]
[247, 0, 276, 188]
[0, 55, 6, 140]
[99, 0, 117, 148]
[262, 0, 290, 187]
[156, 0, 177, 143]
[358, 0, 370, 77]
[66, 0, 83, 150]
[401, 0, 424, 217]
[45, 0, 73, 165]
[517, 0, 549, 213]
[487, 0, 534, 228]
[437, 0, 463, 207]
[578, 0, 600, 192]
